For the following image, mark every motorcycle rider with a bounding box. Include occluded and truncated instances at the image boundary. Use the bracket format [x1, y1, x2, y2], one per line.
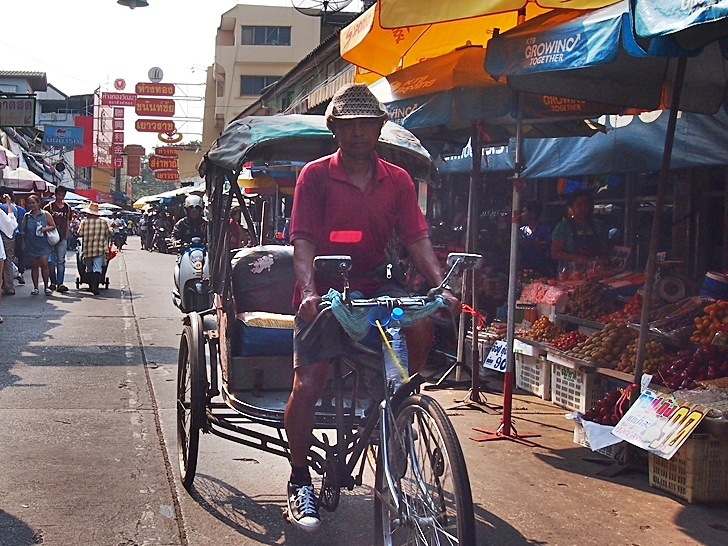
[172, 195, 207, 249]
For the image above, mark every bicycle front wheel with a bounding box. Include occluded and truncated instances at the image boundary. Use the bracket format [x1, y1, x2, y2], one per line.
[374, 394, 475, 545]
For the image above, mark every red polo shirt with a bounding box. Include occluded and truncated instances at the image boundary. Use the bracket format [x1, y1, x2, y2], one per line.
[290, 149, 429, 302]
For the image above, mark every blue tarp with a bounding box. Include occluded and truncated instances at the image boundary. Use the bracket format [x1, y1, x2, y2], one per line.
[439, 105, 728, 177]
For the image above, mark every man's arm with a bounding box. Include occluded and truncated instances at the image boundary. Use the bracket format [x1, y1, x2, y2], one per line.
[293, 238, 320, 322]
[406, 237, 459, 312]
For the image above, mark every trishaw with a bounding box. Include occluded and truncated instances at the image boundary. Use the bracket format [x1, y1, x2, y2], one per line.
[177, 114, 476, 544]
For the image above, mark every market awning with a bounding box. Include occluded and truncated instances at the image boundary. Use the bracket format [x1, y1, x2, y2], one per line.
[633, 0, 728, 49]
[0, 146, 19, 170]
[0, 166, 47, 190]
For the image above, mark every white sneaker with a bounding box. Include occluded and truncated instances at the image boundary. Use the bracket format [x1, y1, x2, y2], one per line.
[287, 482, 321, 533]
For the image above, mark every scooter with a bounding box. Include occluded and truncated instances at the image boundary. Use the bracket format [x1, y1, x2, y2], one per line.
[172, 236, 210, 313]
[153, 225, 172, 253]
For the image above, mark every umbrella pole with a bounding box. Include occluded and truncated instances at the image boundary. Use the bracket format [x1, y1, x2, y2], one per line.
[633, 58, 688, 395]
[472, 92, 539, 445]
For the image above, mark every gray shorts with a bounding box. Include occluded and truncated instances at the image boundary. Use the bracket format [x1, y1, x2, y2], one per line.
[293, 284, 409, 368]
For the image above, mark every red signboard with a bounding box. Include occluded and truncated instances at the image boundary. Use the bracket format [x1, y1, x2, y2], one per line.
[113, 107, 124, 118]
[135, 82, 175, 96]
[101, 93, 137, 107]
[135, 98, 175, 117]
[113, 119, 124, 130]
[74, 116, 94, 167]
[111, 144, 124, 156]
[154, 147, 180, 157]
[135, 119, 176, 133]
[149, 155, 179, 171]
[112, 156, 124, 169]
[155, 170, 180, 181]
[112, 131, 124, 144]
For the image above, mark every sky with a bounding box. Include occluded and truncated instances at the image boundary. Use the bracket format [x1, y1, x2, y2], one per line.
[1, 0, 363, 151]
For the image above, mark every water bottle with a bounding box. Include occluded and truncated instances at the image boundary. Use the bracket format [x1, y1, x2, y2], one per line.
[383, 307, 408, 392]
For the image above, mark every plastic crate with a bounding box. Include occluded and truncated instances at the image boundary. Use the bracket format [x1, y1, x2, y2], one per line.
[516, 354, 551, 400]
[550, 361, 606, 413]
[573, 422, 625, 460]
[649, 433, 728, 503]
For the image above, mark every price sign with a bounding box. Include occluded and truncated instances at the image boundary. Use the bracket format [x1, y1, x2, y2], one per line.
[612, 388, 708, 460]
[484, 340, 508, 373]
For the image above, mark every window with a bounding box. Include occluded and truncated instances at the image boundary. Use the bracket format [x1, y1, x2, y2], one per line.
[0, 84, 18, 93]
[240, 75, 280, 96]
[241, 26, 291, 46]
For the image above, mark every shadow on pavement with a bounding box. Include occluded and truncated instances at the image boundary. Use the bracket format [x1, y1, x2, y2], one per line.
[0, 509, 43, 545]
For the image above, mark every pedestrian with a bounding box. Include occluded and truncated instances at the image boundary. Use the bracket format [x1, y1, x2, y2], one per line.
[68, 212, 81, 251]
[139, 213, 147, 249]
[0, 192, 18, 323]
[43, 185, 72, 292]
[22, 194, 56, 296]
[0, 187, 25, 294]
[78, 202, 113, 295]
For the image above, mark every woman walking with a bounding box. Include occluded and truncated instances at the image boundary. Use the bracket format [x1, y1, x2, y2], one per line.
[0, 193, 18, 322]
[23, 194, 56, 296]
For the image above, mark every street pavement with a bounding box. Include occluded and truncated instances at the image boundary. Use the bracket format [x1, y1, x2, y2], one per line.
[1, 240, 728, 546]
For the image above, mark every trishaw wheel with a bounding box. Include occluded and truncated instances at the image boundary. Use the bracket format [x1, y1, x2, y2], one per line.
[177, 315, 207, 491]
[374, 395, 475, 546]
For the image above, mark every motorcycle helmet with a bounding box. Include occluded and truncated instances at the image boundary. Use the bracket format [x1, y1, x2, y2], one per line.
[184, 195, 203, 210]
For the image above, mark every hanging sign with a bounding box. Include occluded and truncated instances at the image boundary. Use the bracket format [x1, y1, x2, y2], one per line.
[135, 98, 175, 117]
[101, 93, 137, 107]
[149, 155, 179, 171]
[612, 388, 709, 460]
[112, 156, 124, 169]
[154, 147, 180, 157]
[43, 126, 84, 147]
[135, 82, 175, 96]
[483, 340, 508, 372]
[135, 119, 176, 133]
[113, 107, 125, 118]
[0, 97, 36, 127]
[154, 170, 180, 181]
[148, 67, 164, 83]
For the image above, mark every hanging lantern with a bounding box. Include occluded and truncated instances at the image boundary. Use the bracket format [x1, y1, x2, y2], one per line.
[117, 0, 149, 9]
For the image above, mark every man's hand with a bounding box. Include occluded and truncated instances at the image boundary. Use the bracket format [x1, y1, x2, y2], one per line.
[441, 288, 460, 316]
[297, 293, 322, 323]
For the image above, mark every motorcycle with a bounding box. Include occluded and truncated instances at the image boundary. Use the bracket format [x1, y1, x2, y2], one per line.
[172, 236, 210, 313]
[152, 225, 172, 254]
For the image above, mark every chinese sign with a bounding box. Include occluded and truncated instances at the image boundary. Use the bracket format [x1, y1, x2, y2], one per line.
[612, 388, 708, 460]
[0, 97, 36, 127]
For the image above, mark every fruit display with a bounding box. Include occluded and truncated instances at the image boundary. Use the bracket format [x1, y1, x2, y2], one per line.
[690, 300, 728, 345]
[565, 277, 614, 321]
[647, 296, 711, 341]
[597, 293, 643, 324]
[659, 344, 728, 391]
[563, 321, 639, 366]
[520, 316, 564, 343]
[615, 338, 673, 376]
[550, 331, 587, 352]
[582, 385, 637, 425]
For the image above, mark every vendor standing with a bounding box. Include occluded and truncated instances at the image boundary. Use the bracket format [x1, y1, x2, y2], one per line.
[551, 190, 608, 265]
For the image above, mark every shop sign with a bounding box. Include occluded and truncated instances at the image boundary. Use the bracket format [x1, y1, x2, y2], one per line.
[484, 340, 508, 372]
[101, 92, 137, 107]
[612, 388, 708, 460]
[112, 131, 124, 144]
[43, 126, 83, 147]
[0, 97, 36, 127]
[154, 169, 179, 181]
[112, 156, 124, 169]
[111, 144, 124, 156]
[154, 147, 180, 157]
[135, 98, 175, 117]
[135, 119, 176, 133]
[135, 82, 175, 96]
[149, 155, 179, 171]
[113, 107, 125, 118]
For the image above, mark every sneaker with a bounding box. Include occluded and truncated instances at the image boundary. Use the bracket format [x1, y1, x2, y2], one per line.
[57, 284, 69, 293]
[49, 284, 57, 291]
[287, 482, 320, 533]
[44, 288, 53, 296]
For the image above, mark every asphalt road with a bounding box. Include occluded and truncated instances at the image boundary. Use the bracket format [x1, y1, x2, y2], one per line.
[2, 240, 728, 546]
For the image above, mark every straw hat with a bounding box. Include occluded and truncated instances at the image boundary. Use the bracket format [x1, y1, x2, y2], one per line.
[325, 83, 388, 121]
[82, 202, 103, 216]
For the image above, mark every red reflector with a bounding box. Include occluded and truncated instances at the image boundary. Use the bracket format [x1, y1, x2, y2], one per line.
[329, 230, 362, 243]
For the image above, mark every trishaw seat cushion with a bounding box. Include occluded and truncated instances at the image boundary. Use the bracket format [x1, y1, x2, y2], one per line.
[231, 245, 296, 315]
[233, 312, 294, 357]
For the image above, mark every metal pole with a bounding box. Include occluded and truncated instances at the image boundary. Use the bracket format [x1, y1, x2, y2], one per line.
[502, 92, 524, 437]
[633, 57, 687, 392]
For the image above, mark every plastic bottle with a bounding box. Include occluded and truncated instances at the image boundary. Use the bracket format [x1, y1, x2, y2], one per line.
[383, 307, 408, 392]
